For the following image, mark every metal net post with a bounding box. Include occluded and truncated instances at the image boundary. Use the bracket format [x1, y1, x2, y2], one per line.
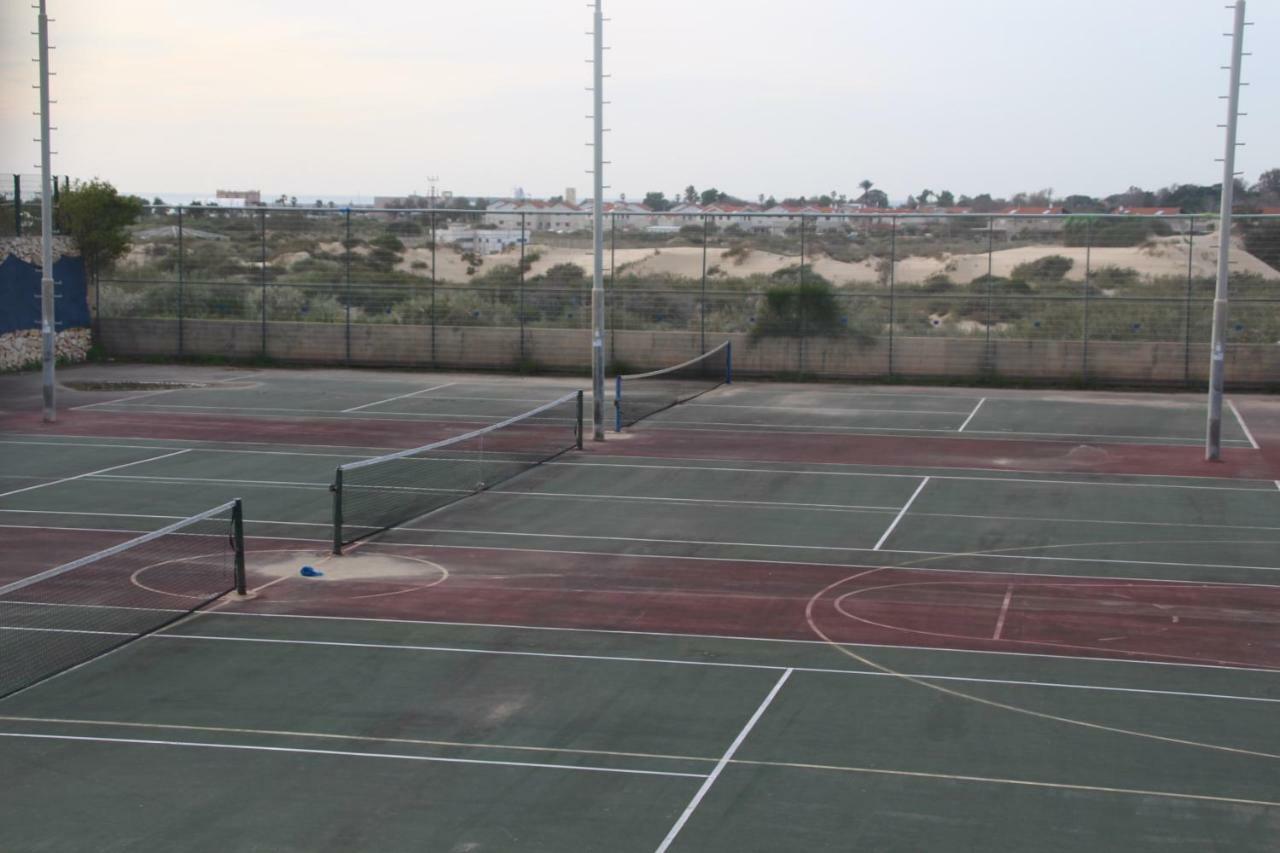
[232, 499, 247, 595]
[331, 468, 344, 555]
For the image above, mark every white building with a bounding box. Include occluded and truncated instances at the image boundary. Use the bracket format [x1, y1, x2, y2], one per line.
[484, 200, 585, 232]
[435, 225, 526, 255]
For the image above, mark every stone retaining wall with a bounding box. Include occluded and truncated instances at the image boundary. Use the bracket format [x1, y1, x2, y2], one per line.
[95, 317, 1280, 388]
[0, 327, 92, 372]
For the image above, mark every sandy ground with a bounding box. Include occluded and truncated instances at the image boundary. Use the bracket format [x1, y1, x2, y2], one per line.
[121, 233, 1278, 287]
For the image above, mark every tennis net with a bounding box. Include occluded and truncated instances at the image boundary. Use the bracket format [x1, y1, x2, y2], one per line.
[0, 499, 246, 701]
[332, 390, 583, 552]
[614, 340, 732, 431]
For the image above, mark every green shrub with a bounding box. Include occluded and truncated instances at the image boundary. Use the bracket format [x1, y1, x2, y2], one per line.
[752, 278, 845, 338]
[370, 234, 405, 253]
[1011, 254, 1073, 283]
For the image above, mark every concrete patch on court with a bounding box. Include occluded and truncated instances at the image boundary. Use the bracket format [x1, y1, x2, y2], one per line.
[235, 550, 450, 604]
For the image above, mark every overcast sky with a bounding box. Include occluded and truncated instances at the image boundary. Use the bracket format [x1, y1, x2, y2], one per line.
[1, 0, 1276, 202]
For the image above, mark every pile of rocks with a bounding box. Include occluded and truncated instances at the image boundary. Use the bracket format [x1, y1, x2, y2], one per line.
[0, 327, 92, 372]
[0, 236, 74, 265]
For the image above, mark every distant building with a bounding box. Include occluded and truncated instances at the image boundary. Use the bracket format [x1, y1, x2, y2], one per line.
[484, 200, 584, 232]
[435, 225, 525, 255]
[1114, 206, 1182, 216]
[216, 189, 261, 205]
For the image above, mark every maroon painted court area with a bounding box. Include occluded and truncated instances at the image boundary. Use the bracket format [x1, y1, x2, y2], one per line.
[219, 541, 1280, 670]
[6, 406, 1276, 481]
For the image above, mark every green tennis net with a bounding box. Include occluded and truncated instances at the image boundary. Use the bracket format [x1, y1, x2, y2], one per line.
[614, 341, 732, 431]
[332, 391, 583, 552]
[0, 499, 245, 701]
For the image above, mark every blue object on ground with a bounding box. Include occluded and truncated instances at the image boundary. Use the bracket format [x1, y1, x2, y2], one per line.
[300, 566, 324, 578]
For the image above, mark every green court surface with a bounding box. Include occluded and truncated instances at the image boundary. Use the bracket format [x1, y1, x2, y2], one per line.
[1, 364, 1278, 851]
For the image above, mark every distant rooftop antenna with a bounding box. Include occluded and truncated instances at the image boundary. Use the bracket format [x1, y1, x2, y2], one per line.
[1205, 1, 1250, 461]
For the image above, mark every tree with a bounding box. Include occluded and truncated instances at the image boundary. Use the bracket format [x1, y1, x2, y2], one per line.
[643, 191, 671, 212]
[905, 194, 918, 210]
[700, 188, 723, 206]
[57, 179, 144, 291]
[936, 190, 955, 207]
[918, 189, 933, 206]
[863, 189, 889, 208]
[289, 196, 298, 207]
[684, 185, 698, 204]
[764, 195, 778, 208]
[858, 179, 874, 202]
[1254, 168, 1280, 199]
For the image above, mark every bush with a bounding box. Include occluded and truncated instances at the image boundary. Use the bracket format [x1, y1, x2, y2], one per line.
[1011, 254, 1073, 283]
[752, 278, 846, 338]
[386, 220, 422, 236]
[1064, 217, 1172, 247]
[1240, 219, 1280, 272]
[370, 234, 405, 252]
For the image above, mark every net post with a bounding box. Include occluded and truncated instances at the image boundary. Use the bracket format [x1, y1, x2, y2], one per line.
[725, 341, 733, 384]
[231, 499, 247, 596]
[331, 468, 344, 555]
[614, 374, 622, 432]
[576, 390, 584, 449]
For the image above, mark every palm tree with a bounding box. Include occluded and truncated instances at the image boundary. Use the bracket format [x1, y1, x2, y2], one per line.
[858, 179, 874, 203]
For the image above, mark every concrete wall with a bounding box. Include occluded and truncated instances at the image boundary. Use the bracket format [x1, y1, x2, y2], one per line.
[97, 318, 1279, 388]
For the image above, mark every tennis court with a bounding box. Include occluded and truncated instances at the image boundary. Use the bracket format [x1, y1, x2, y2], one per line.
[2, 363, 1279, 851]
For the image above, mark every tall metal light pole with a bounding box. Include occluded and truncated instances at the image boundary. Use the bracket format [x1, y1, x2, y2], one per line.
[1205, 0, 1247, 461]
[37, 0, 57, 423]
[589, 0, 606, 440]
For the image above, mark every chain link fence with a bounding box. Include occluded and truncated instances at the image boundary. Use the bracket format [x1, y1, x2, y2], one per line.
[2, 174, 72, 237]
[92, 206, 1280, 386]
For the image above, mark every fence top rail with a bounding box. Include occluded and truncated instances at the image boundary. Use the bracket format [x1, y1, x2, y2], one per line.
[134, 205, 1280, 222]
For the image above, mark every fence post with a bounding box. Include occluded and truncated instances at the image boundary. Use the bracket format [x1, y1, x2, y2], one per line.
[177, 206, 185, 357]
[1183, 216, 1195, 385]
[798, 215, 807, 375]
[519, 211, 526, 363]
[1082, 217, 1092, 382]
[344, 207, 352, 364]
[700, 214, 709, 355]
[259, 207, 267, 357]
[430, 209, 437, 367]
[13, 175, 20, 237]
[609, 213, 617, 369]
[984, 215, 995, 375]
[888, 216, 897, 378]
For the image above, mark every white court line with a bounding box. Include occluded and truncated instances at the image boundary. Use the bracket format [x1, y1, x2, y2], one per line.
[684, 402, 973, 416]
[341, 382, 458, 413]
[873, 477, 930, 551]
[0, 449, 190, 499]
[70, 387, 184, 411]
[0, 732, 700, 779]
[145, 631, 1280, 704]
[5, 517, 1280, 580]
[992, 584, 1014, 640]
[0, 438, 376, 460]
[553, 459, 1276, 493]
[0, 508, 338, 529]
[93, 474, 330, 491]
[957, 397, 987, 432]
[1227, 400, 1260, 450]
[654, 669, 792, 853]
[404, 526, 1280, 575]
[1, 436, 1268, 490]
[646, 421, 1251, 447]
